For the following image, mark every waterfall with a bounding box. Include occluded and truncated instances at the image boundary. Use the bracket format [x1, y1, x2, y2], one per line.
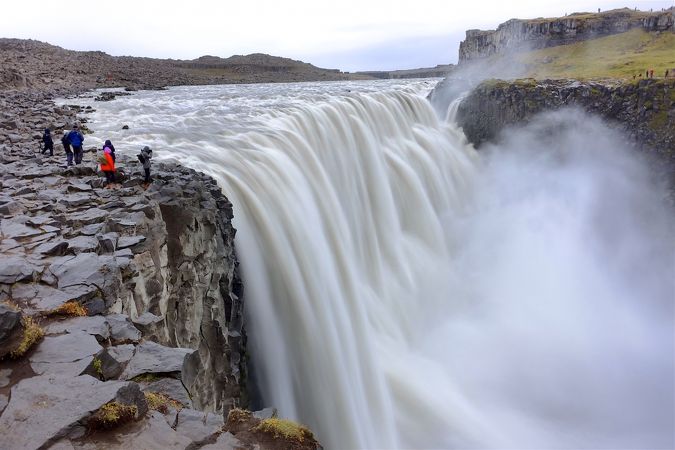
[78, 82, 674, 450]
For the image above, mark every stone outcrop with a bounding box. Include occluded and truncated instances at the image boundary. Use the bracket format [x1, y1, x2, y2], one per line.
[459, 8, 674, 63]
[455, 78, 674, 155]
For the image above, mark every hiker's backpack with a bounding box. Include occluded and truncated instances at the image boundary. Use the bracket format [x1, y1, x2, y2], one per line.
[137, 154, 145, 164]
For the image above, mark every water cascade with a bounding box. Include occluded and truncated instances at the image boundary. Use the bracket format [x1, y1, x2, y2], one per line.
[78, 80, 674, 449]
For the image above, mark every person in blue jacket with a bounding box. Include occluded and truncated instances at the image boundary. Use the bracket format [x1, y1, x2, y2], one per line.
[67, 124, 85, 165]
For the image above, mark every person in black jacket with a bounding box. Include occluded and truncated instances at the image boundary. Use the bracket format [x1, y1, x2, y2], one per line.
[61, 131, 73, 166]
[41, 128, 54, 156]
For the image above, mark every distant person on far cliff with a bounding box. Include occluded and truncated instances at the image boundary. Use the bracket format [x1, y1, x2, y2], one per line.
[61, 131, 73, 166]
[103, 139, 116, 162]
[99, 143, 116, 188]
[41, 128, 53, 156]
[67, 124, 84, 165]
[138, 145, 153, 186]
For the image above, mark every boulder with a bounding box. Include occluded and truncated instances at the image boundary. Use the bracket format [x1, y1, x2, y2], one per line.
[0, 305, 23, 359]
[121, 341, 194, 380]
[106, 313, 142, 344]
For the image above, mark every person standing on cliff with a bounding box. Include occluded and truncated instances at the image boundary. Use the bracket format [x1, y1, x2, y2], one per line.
[103, 139, 116, 162]
[41, 128, 53, 156]
[61, 131, 73, 166]
[67, 124, 84, 165]
[138, 145, 153, 186]
[99, 144, 116, 188]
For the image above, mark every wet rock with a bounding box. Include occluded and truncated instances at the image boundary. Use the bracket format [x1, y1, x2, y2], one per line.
[58, 193, 92, 208]
[253, 407, 278, 420]
[121, 341, 193, 380]
[67, 207, 108, 226]
[49, 253, 122, 304]
[0, 375, 131, 450]
[0, 198, 21, 215]
[1, 220, 43, 239]
[97, 232, 118, 253]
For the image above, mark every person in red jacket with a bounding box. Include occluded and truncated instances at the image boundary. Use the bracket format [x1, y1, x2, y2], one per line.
[99, 145, 116, 188]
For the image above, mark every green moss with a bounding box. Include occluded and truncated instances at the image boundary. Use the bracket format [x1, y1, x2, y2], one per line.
[88, 402, 138, 430]
[252, 418, 315, 443]
[131, 373, 161, 383]
[9, 317, 44, 359]
[144, 391, 182, 414]
[92, 357, 103, 378]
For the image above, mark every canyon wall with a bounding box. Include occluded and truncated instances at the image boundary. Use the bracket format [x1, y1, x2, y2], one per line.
[459, 8, 674, 63]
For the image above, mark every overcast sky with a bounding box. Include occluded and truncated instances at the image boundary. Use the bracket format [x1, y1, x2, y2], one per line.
[1, 0, 672, 71]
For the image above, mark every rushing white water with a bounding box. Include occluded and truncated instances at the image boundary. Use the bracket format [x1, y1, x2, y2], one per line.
[68, 79, 674, 449]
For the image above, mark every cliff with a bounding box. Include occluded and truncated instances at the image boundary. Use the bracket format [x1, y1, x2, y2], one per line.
[0, 91, 323, 448]
[455, 78, 674, 154]
[459, 8, 674, 63]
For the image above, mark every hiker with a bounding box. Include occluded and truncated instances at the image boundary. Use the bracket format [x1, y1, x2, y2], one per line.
[666, 69, 670, 78]
[67, 124, 85, 165]
[99, 144, 116, 188]
[649, 69, 654, 78]
[61, 131, 73, 166]
[41, 128, 54, 156]
[138, 145, 152, 185]
[103, 139, 116, 162]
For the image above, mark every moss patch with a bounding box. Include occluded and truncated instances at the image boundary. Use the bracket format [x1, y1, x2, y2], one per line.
[252, 418, 316, 444]
[44, 301, 87, 318]
[131, 373, 161, 383]
[144, 391, 182, 414]
[9, 317, 44, 359]
[88, 402, 138, 430]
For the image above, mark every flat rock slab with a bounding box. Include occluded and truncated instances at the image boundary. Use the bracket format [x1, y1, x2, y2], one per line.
[0, 256, 38, 283]
[12, 283, 73, 312]
[67, 235, 99, 254]
[49, 254, 121, 301]
[121, 341, 194, 380]
[1, 221, 44, 239]
[46, 315, 110, 341]
[30, 332, 102, 376]
[117, 235, 146, 249]
[0, 375, 128, 450]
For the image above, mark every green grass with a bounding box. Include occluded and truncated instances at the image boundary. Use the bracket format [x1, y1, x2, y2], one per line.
[513, 28, 675, 80]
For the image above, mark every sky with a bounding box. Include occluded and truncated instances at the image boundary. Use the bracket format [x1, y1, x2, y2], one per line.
[1, 0, 672, 71]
